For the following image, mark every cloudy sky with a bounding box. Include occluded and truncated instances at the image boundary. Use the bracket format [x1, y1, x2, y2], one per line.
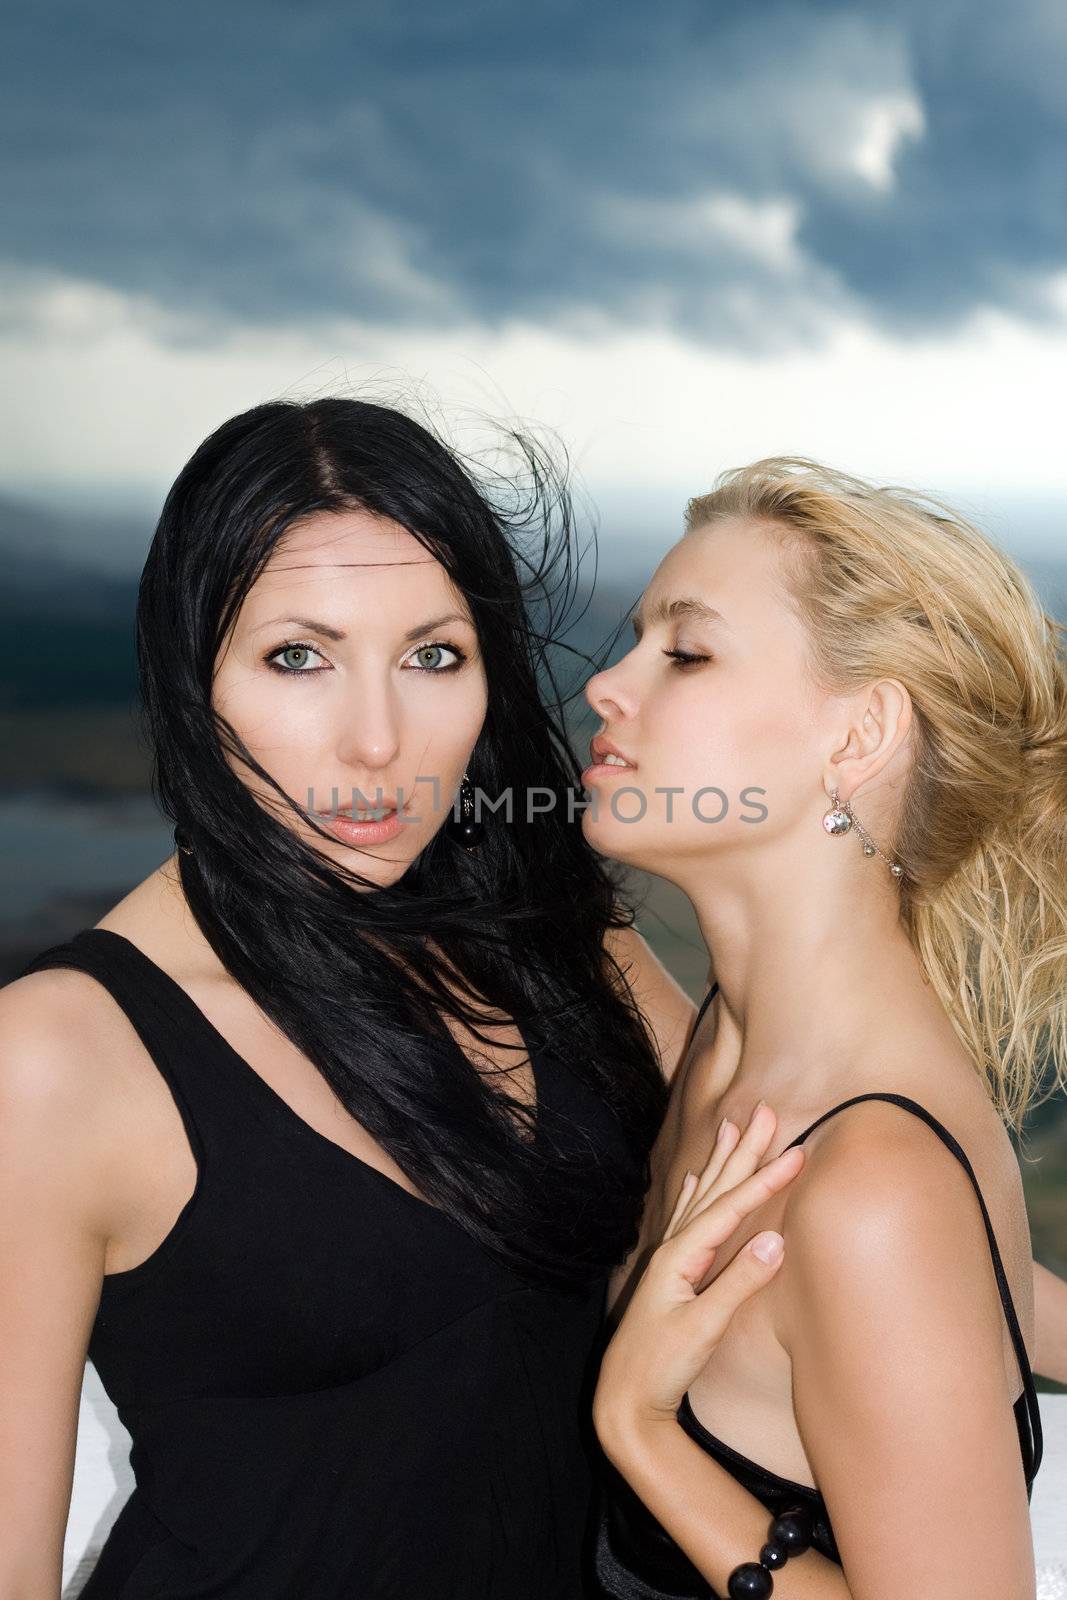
[3, 0, 1066, 569]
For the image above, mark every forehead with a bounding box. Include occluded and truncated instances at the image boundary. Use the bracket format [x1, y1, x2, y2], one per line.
[640, 516, 795, 625]
[239, 508, 462, 617]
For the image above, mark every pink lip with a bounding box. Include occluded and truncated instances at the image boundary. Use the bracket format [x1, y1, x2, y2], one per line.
[320, 808, 405, 846]
[588, 734, 638, 770]
[580, 762, 641, 788]
[314, 790, 404, 845]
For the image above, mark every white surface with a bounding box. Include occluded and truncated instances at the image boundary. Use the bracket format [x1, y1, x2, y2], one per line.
[63, 1364, 134, 1596]
[65, 1366, 1067, 1593]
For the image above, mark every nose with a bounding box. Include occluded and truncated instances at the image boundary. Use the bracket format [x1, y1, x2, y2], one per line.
[336, 676, 401, 775]
[584, 653, 638, 722]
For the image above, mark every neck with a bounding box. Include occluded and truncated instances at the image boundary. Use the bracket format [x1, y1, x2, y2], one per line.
[676, 841, 950, 1121]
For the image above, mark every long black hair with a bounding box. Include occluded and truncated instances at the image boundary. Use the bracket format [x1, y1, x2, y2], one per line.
[136, 397, 667, 1287]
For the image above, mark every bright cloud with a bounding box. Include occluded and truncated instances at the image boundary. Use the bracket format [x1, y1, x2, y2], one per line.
[850, 94, 927, 191]
[2, 263, 1065, 566]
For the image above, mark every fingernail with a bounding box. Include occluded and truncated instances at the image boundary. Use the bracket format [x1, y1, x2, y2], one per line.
[716, 1116, 728, 1142]
[750, 1231, 784, 1265]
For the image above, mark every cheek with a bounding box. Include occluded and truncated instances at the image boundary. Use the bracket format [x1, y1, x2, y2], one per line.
[402, 670, 488, 767]
[711, 683, 821, 833]
[638, 674, 812, 832]
[212, 665, 310, 759]
[212, 670, 363, 824]
[643, 677, 741, 792]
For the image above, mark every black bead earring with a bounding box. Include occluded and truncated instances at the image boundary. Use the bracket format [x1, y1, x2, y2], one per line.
[449, 774, 483, 850]
[174, 825, 194, 857]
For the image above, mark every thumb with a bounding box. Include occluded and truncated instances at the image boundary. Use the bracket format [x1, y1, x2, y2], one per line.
[691, 1230, 786, 1343]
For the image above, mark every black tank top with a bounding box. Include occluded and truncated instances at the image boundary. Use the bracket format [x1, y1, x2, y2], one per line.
[593, 982, 1045, 1599]
[19, 927, 625, 1600]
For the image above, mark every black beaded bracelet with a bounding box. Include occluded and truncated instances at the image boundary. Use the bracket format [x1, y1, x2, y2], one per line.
[726, 1504, 814, 1597]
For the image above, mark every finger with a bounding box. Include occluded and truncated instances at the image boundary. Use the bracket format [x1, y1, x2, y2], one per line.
[662, 1169, 698, 1241]
[687, 1116, 742, 1206]
[669, 1145, 805, 1281]
[684, 1143, 805, 1237]
[685, 1107, 775, 1222]
[675, 1109, 793, 1240]
[688, 1230, 786, 1347]
[703, 1102, 778, 1202]
[671, 1121, 740, 1236]
[681, 1126, 796, 1235]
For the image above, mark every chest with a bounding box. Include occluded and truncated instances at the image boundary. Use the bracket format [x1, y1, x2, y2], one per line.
[200, 978, 540, 1177]
[106, 965, 543, 1293]
[97, 989, 554, 1403]
[612, 1048, 809, 1476]
[610, 1036, 1034, 1494]
[611, 1023, 743, 1306]
[439, 1007, 539, 1120]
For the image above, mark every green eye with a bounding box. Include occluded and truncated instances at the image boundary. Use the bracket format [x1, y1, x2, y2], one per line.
[266, 641, 328, 674]
[405, 642, 465, 672]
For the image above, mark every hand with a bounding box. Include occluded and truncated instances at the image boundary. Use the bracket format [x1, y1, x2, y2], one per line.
[594, 1105, 805, 1450]
[663, 1101, 791, 1246]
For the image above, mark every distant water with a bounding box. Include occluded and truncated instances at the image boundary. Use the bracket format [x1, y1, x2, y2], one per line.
[2, 552, 1063, 950]
[0, 789, 171, 929]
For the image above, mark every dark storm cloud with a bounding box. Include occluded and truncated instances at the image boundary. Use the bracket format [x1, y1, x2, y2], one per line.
[4, 0, 1066, 346]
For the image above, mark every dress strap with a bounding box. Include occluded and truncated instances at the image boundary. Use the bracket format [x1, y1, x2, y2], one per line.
[692, 980, 719, 1032]
[786, 1091, 1043, 1483]
[14, 927, 214, 1168]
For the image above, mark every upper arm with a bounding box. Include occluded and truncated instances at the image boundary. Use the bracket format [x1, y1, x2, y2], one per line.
[781, 1117, 1034, 1597]
[0, 973, 114, 1592]
[603, 923, 697, 1082]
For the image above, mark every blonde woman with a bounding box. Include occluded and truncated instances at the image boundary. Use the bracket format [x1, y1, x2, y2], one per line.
[585, 460, 1067, 1598]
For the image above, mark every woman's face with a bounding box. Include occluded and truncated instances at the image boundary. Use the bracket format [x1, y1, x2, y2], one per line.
[212, 508, 488, 888]
[582, 515, 829, 884]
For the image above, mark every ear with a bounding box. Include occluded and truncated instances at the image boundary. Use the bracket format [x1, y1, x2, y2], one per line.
[827, 678, 912, 799]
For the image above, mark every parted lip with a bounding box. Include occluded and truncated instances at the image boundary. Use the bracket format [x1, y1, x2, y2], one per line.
[328, 794, 399, 816]
[589, 734, 637, 768]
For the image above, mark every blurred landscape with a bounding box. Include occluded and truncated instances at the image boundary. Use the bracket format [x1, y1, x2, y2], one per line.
[2, 494, 1064, 1384]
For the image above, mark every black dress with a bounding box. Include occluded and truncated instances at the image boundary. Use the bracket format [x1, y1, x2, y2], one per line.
[593, 982, 1045, 1599]
[19, 927, 627, 1599]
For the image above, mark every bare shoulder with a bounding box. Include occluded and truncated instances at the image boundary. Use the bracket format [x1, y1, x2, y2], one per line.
[785, 1096, 1003, 1245]
[0, 965, 154, 1199]
[0, 964, 117, 1102]
[603, 922, 697, 1081]
[779, 1095, 1024, 1345]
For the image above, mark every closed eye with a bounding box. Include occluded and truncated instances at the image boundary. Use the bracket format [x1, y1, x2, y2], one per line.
[663, 648, 712, 668]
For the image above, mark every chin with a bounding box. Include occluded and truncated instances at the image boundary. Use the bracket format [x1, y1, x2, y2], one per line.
[580, 809, 663, 869]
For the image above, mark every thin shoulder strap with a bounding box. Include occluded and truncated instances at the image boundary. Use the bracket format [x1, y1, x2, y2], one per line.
[787, 1091, 1043, 1483]
[693, 980, 719, 1032]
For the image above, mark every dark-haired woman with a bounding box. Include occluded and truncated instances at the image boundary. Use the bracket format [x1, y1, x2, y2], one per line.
[0, 398, 795, 1600]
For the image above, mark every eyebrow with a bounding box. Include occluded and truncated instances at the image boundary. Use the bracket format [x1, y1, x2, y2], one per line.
[631, 597, 730, 638]
[250, 612, 473, 643]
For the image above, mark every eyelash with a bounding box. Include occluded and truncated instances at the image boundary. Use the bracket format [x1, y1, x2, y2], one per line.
[264, 639, 468, 676]
[663, 648, 712, 669]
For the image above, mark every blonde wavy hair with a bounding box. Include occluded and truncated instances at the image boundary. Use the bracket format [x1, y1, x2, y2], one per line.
[685, 457, 1067, 1132]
